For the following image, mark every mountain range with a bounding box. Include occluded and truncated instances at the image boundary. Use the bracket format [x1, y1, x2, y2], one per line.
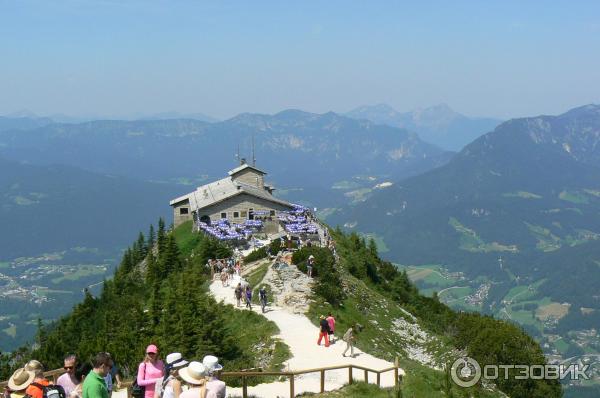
[346, 103, 502, 151]
[0, 110, 453, 208]
[333, 105, 600, 370]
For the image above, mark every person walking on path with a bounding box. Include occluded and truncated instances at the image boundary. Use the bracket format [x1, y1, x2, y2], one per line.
[342, 325, 356, 357]
[244, 286, 252, 309]
[326, 313, 336, 343]
[82, 352, 111, 398]
[317, 315, 330, 347]
[258, 286, 268, 313]
[137, 345, 165, 398]
[234, 283, 243, 307]
[307, 255, 314, 277]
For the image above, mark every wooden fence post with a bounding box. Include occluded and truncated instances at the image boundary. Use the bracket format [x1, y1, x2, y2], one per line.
[376, 372, 381, 387]
[242, 376, 247, 398]
[348, 366, 353, 384]
[364, 369, 368, 383]
[289, 374, 295, 398]
[320, 370, 325, 392]
[394, 357, 399, 387]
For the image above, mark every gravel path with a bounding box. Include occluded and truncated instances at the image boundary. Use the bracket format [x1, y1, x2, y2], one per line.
[210, 264, 402, 398]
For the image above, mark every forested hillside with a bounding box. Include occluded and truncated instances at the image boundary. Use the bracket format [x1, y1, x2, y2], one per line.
[1, 222, 562, 397]
[0, 220, 289, 383]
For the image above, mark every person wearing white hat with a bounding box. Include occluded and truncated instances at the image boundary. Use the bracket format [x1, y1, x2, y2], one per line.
[7, 368, 35, 398]
[154, 353, 188, 398]
[178, 362, 210, 398]
[202, 356, 225, 398]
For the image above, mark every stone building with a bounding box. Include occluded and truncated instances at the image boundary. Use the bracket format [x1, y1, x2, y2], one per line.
[169, 161, 294, 230]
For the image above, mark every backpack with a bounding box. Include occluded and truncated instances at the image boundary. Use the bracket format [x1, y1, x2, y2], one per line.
[131, 363, 146, 398]
[28, 383, 66, 398]
[153, 375, 172, 398]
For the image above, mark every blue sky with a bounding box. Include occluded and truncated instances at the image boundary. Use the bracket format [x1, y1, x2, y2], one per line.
[1, 0, 599, 119]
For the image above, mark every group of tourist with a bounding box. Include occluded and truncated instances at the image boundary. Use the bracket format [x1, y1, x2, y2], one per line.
[207, 258, 241, 286]
[316, 314, 357, 358]
[232, 283, 268, 312]
[5, 346, 226, 398]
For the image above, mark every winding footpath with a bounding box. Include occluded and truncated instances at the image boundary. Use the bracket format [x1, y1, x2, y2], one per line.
[209, 262, 402, 398]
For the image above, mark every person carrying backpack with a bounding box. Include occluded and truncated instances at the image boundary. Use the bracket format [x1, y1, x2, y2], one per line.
[342, 325, 356, 357]
[135, 345, 164, 398]
[317, 315, 330, 347]
[24, 360, 58, 398]
[258, 286, 268, 313]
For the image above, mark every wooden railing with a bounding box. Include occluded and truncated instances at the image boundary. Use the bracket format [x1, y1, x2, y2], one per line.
[3, 360, 403, 398]
[220, 359, 403, 398]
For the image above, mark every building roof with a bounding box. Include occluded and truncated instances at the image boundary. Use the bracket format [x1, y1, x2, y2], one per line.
[227, 163, 266, 176]
[169, 175, 291, 211]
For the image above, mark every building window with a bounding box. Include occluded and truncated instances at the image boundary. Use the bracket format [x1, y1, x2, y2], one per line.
[270, 210, 275, 216]
[233, 211, 239, 218]
[249, 208, 254, 220]
[180, 208, 189, 215]
[241, 210, 248, 218]
[221, 212, 227, 219]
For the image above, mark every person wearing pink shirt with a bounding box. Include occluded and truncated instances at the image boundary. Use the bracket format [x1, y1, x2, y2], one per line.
[326, 313, 336, 343]
[137, 345, 164, 398]
[57, 354, 79, 396]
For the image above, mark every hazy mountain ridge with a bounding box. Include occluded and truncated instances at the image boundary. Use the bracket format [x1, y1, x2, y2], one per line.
[333, 106, 600, 373]
[0, 110, 453, 204]
[346, 103, 502, 150]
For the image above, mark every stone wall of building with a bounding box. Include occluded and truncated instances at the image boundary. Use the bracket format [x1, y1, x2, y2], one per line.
[172, 199, 193, 227]
[231, 169, 264, 188]
[198, 193, 291, 225]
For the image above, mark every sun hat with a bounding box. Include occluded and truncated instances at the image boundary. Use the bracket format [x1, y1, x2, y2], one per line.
[202, 355, 223, 373]
[165, 353, 188, 369]
[8, 368, 35, 391]
[319, 315, 325, 319]
[179, 362, 208, 385]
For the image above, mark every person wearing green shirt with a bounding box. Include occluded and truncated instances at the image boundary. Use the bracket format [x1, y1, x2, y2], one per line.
[83, 353, 112, 398]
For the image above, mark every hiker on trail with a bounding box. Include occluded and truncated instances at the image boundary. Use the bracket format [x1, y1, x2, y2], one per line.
[202, 356, 226, 398]
[342, 325, 356, 357]
[155, 353, 188, 398]
[326, 313, 336, 343]
[24, 360, 49, 398]
[7, 368, 35, 398]
[307, 255, 314, 277]
[137, 345, 165, 398]
[82, 352, 111, 398]
[220, 270, 228, 287]
[259, 286, 268, 313]
[57, 354, 78, 396]
[245, 286, 253, 309]
[234, 283, 243, 307]
[317, 315, 330, 347]
[235, 261, 241, 277]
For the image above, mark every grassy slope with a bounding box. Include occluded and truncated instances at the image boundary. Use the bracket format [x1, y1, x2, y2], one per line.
[306, 271, 505, 397]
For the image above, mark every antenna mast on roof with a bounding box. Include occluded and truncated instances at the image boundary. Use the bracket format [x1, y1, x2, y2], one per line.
[252, 133, 256, 166]
[236, 144, 241, 165]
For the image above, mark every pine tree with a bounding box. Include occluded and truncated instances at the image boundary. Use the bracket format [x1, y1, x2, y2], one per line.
[148, 224, 156, 250]
[136, 232, 147, 259]
[157, 217, 166, 254]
